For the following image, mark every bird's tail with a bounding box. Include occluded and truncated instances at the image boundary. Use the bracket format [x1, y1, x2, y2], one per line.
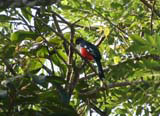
[95, 59, 105, 80]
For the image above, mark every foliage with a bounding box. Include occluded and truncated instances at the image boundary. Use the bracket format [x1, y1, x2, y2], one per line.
[0, 0, 160, 116]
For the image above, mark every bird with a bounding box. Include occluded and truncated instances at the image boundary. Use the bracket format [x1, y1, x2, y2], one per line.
[76, 37, 105, 80]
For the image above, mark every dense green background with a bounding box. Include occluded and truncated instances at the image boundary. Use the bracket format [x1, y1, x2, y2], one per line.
[0, 0, 160, 115]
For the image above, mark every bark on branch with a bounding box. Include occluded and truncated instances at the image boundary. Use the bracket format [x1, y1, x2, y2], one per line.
[80, 54, 160, 80]
[79, 80, 145, 96]
[0, 0, 60, 9]
[140, 0, 160, 17]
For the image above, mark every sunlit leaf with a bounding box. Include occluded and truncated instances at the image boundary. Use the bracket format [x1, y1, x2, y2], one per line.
[24, 58, 45, 72]
[98, 26, 103, 34]
[11, 30, 38, 43]
[113, 56, 121, 64]
[61, 0, 68, 5]
[104, 26, 110, 37]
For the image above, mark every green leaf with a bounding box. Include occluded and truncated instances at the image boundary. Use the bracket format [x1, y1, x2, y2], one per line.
[155, 34, 160, 49]
[111, 2, 122, 9]
[36, 46, 48, 57]
[0, 15, 17, 21]
[130, 34, 146, 45]
[48, 36, 63, 45]
[21, 7, 32, 22]
[61, 0, 68, 5]
[25, 58, 44, 72]
[133, 91, 142, 101]
[127, 42, 149, 53]
[11, 30, 38, 43]
[113, 56, 121, 64]
[3, 44, 15, 58]
[104, 26, 110, 37]
[144, 34, 156, 47]
[115, 108, 127, 114]
[51, 53, 67, 75]
[143, 59, 160, 70]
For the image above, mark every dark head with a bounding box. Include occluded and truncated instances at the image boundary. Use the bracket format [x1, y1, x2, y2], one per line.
[76, 37, 84, 45]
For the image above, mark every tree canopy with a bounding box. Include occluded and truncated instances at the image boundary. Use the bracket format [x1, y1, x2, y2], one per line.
[0, 0, 160, 116]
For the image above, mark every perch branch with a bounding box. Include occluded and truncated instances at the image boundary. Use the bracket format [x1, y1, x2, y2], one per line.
[79, 80, 145, 96]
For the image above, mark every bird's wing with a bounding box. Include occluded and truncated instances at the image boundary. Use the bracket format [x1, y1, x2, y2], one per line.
[84, 42, 101, 59]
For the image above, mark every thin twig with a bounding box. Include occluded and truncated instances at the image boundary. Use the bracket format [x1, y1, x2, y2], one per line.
[95, 9, 128, 36]
[51, 11, 71, 26]
[15, 9, 33, 32]
[52, 14, 69, 54]
[95, 33, 105, 47]
[38, 58, 53, 75]
[56, 50, 68, 66]
[36, 31, 55, 74]
[3, 59, 16, 76]
[84, 99, 107, 116]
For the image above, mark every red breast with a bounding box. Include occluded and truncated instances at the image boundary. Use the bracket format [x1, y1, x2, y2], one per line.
[80, 47, 94, 61]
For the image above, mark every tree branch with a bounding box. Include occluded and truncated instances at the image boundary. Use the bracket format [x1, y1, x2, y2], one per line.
[51, 11, 72, 26]
[95, 33, 105, 47]
[86, 100, 107, 116]
[140, 0, 160, 17]
[66, 26, 75, 91]
[0, 0, 59, 9]
[79, 80, 145, 96]
[80, 54, 160, 81]
[15, 9, 33, 32]
[52, 14, 69, 55]
[3, 59, 16, 76]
